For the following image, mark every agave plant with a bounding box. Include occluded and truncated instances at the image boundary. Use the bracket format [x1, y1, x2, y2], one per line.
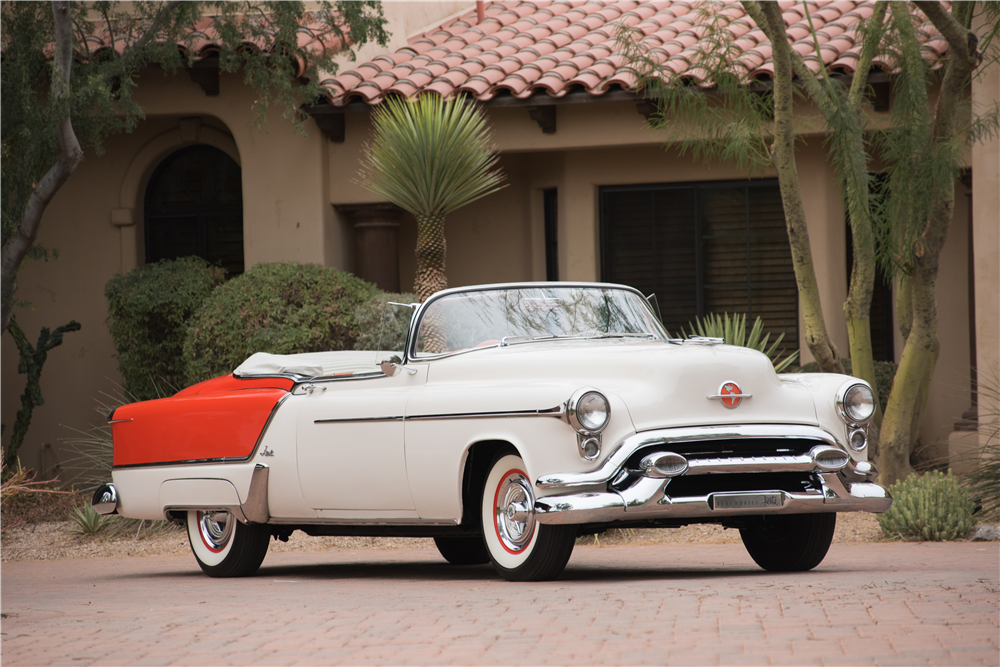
[359, 94, 505, 302]
[677, 312, 799, 373]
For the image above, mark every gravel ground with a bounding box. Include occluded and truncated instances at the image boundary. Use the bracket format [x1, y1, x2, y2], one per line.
[0, 511, 886, 563]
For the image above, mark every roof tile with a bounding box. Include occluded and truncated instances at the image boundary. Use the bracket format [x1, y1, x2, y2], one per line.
[323, 0, 952, 106]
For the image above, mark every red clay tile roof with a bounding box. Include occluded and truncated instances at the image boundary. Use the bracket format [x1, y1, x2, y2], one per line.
[76, 14, 340, 78]
[321, 0, 948, 106]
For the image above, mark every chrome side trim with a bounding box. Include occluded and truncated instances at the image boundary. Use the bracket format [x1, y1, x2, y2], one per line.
[107, 418, 133, 424]
[315, 416, 405, 424]
[536, 424, 839, 488]
[266, 517, 460, 526]
[114, 457, 259, 470]
[314, 407, 564, 424]
[240, 464, 270, 523]
[406, 406, 565, 421]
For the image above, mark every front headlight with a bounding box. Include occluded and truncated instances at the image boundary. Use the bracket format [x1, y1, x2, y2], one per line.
[837, 381, 876, 424]
[568, 388, 610, 434]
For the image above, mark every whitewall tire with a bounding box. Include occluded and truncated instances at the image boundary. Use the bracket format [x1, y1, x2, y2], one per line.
[481, 452, 576, 581]
[186, 510, 270, 577]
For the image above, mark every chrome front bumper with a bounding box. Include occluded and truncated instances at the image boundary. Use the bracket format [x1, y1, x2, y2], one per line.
[532, 425, 892, 525]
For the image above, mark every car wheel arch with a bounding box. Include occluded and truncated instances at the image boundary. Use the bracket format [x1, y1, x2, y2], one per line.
[461, 440, 519, 529]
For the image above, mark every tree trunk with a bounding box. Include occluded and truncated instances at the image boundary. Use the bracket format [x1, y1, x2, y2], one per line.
[0, 1, 83, 334]
[414, 213, 448, 353]
[878, 0, 978, 484]
[756, 2, 843, 374]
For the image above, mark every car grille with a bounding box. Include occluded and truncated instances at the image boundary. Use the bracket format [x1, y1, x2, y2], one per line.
[662, 471, 820, 498]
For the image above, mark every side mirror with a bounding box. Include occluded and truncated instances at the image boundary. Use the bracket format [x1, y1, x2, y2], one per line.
[380, 360, 401, 377]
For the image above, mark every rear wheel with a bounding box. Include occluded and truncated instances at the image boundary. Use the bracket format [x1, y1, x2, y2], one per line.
[739, 513, 836, 572]
[481, 453, 576, 581]
[186, 510, 270, 577]
[433, 535, 490, 565]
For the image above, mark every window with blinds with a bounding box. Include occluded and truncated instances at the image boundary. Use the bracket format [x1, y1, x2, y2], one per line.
[600, 180, 798, 356]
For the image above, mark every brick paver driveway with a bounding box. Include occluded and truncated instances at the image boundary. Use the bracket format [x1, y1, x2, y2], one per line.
[2, 541, 997, 666]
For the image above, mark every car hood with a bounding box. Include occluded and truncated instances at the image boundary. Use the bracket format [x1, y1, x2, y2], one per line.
[425, 339, 819, 431]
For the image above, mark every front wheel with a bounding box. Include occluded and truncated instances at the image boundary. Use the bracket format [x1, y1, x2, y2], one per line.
[481, 452, 576, 581]
[186, 510, 270, 578]
[433, 535, 490, 565]
[739, 513, 836, 572]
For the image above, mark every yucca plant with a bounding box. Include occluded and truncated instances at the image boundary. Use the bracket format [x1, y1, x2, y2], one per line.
[69, 504, 108, 536]
[359, 95, 505, 351]
[676, 312, 799, 373]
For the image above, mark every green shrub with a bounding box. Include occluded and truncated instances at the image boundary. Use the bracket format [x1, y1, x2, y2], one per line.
[877, 470, 976, 541]
[796, 357, 897, 412]
[105, 257, 225, 401]
[183, 262, 380, 384]
[353, 292, 420, 352]
[674, 312, 799, 373]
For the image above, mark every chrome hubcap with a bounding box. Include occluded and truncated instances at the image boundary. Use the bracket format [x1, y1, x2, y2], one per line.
[198, 511, 234, 550]
[495, 472, 535, 552]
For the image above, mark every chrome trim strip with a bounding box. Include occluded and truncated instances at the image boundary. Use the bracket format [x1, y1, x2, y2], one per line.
[314, 407, 564, 424]
[706, 393, 753, 400]
[114, 457, 258, 470]
[406, 406, 565, 421]
[315, 416, 404, 424]
[108, 418, 133, 424]
[535, 424, 839, 488]
[266, 517, 460, 526]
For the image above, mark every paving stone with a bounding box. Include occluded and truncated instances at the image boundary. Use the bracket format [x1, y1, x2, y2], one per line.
[1, 542, 997, 666]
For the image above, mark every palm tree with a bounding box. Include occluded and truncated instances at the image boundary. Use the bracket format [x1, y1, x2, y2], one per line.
[359, 94, 505, 305]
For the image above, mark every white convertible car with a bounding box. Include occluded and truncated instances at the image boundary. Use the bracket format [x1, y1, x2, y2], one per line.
[94, 282, 890, 581]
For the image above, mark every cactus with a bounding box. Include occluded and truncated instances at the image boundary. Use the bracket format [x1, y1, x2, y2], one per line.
[877, 470, 976, 541]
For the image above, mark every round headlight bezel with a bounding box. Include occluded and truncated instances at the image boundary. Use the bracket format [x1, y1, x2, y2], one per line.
[836, 381, 876, 425]
[568, 387, 610, 434]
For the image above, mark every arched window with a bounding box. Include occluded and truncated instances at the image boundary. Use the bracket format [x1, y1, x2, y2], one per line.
[144, 145, 244, 274]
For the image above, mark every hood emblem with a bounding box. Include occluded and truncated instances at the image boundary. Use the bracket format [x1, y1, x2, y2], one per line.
[709, 381, 752, 408]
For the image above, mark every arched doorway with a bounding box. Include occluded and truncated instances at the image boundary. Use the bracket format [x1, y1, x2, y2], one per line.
[144, 145, 244, 274]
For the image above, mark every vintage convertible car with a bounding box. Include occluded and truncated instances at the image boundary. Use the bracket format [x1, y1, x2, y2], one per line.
[93, 282, 890, 581]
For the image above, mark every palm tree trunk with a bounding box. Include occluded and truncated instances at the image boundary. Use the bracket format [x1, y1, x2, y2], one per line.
[414, 213, 448, 353]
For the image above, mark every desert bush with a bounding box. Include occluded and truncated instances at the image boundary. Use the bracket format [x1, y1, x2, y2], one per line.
[353, 292, 420, 352]
[877, 470, 976, 541]
[183, 262, 380, 384]
[674, 312, 799, 373]
[796, 357, 897, 412]
[964, 370, 1000, 519]
[106, 257, 225, 401]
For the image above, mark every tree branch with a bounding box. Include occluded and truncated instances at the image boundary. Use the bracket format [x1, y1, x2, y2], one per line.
[1, 1, 84, 334]
[913, 1, 978, 66]
[848, 1, 889, 108]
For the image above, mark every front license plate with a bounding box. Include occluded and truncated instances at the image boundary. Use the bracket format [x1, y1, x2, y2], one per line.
[712, 492, 783, 510]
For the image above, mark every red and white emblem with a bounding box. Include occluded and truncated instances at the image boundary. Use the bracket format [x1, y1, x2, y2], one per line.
[709, 381, 751, 408]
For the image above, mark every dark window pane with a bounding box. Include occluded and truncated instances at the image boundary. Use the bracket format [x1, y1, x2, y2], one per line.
[600, 180, 798, 352]
[144, 145, 244, 275]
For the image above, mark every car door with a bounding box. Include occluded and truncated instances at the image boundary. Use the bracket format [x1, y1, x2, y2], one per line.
[295, 365, 426, 511]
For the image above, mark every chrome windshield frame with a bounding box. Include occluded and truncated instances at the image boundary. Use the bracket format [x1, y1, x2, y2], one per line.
[403, 282, 668, 363]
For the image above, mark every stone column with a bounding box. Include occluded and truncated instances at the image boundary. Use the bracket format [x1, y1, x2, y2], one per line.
[336, 203, 402, 293]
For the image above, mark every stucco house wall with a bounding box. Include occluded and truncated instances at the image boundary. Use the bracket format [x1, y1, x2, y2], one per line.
[1, 2, 994, 480]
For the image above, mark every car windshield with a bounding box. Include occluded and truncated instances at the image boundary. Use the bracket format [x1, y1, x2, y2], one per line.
[412, 286, 666, 357]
